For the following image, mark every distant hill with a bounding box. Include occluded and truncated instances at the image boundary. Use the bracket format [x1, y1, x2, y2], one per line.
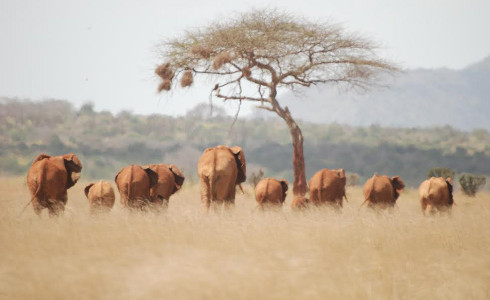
[281, 56, 490, 130]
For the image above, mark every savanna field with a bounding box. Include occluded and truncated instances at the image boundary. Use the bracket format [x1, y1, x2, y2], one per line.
[1, 177, 489, 299]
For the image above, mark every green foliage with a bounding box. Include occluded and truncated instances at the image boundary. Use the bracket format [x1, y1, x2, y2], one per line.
[458, 173, 487, 196]
[0, 99, 489, 187]
[428, 168, 456, 179]
[346, 173, 359, 186]
[248, 169, 264, 188]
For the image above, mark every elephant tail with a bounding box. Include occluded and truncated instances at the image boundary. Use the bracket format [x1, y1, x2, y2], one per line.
[20, 163, 46, 216]
[209, 174, 218, 202]
[128, 165, 134, 200]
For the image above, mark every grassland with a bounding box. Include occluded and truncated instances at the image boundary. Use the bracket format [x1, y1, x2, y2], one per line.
[1, 177, 489, 299]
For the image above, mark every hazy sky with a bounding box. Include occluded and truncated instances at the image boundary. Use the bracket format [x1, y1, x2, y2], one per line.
[1, 0, 489, 116]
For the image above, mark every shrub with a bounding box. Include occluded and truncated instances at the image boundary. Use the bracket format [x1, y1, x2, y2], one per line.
[458, 173, 486, 196]
[428, 167, 455, 179]
[248, 169, 264, 188]
[346, 173, 359, 186]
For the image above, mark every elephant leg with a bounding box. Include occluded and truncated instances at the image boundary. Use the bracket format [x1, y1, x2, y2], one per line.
[49, 192, 67, 217]
[32, 198, 44, 217]
[48, 201, 65, 218]
[161, 199, 169, 211]
[320, 189, 329, 206]
[224, 182, 236, 210]
[421, 200, 428, 216]
[199, 177, 211, 213]
[427, 204, 436, 216]
[310, 189, 319, 206]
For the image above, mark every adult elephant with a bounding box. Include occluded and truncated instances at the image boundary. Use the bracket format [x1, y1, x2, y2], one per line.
[309, 168, 347, 209]
[254, 178, 288, 210]
[84, 180, 115, 214]
[26, 153, 83, 217]
[418, 177, 454, 215]
[146, 164, 185, 210]
[361, 174, 405, 210]
[197, 145, 246, 211]
[114, 164, 158, 210]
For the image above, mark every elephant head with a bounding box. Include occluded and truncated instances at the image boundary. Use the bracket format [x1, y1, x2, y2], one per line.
[62, 153, 83, 189]
[280, 180, 288, 203]
[230, 146, 246, 184]
[168, 164, 185, 194]
[446, 177, 454, 205]
[390, 176, 405, 201]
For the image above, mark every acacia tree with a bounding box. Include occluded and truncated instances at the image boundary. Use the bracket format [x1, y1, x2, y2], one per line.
[155, 9, 396, 196]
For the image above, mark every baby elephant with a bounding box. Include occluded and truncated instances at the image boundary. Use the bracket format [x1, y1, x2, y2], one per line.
[254, 178, 288, 210]
[291, 195, 309, 211]
[362, 174, 405, 210]
[419, 177, 454, 215]
[84, 180, 116, 214]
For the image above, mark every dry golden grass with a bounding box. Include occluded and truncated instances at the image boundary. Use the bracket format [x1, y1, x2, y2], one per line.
[1, 177, 490, 299]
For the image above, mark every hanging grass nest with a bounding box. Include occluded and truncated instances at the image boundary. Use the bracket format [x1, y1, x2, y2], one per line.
[242, 66, 252, 77]
[212, 51, 233, 70]
[180, 70, 194, 88]
[190, 44, 212, 59]
[158, 79, 172, 92]
[155, 63, 174, 80]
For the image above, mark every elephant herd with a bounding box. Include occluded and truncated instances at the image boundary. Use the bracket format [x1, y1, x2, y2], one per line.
[25, 145, 454, 217]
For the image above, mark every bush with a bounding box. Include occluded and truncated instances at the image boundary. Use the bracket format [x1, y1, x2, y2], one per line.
[458, 173, 486, 196]
[346, 173, 359, 186]
[428, 167, 455, 179]
[248, 169, 264, 188]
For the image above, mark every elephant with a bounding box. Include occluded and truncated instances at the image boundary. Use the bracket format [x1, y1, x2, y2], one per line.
[26, 153, 83, 217]
[197, 145, 246, 212]
[84, 180, 116, 214]
[418, 177, 454, 215]
[291, 195, 309, 211]
[308, 168, 347, 209]
[145, 164, 185, 210]
[114, 164, 158, 210]
[361, 174, 405, 210]
[254, 178, 288, 210]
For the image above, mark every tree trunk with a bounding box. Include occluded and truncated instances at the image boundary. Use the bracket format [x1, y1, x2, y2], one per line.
[267, 93, 307, 196]
[283, 107, 307, 196]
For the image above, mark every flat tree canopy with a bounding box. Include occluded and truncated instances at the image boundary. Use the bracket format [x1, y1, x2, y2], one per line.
[155, 8, 397, 196]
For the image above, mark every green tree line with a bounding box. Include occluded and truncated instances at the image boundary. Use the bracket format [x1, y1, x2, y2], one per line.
[1, 99, 489, 187]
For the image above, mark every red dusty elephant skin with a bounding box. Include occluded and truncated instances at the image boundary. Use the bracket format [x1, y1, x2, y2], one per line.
[114, 164, 158, 210]
[146, 164, 185, 210]
[254, 178, 288, 210]
[362, 174, 405, 210]
[84, 180, 116, 214]
[291, 195, 310, 211]
[26, 153, 83, 217]
[309, 168, 347, 209]
[197, 145, 246, 212]
[418, 177, 454, 215]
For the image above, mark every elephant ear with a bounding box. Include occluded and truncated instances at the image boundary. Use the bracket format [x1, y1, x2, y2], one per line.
[63, 153, 83, 189]
[169, 164, 185, 194]
[143, 167, 159, 189]
[230, 146, 246, 184]
[446, 177, 454, 205]
[390, 176, 405, 201]
[280, 180, 289, 203]
[32, 154, 51, 166]
[84, 183, 95, 198]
